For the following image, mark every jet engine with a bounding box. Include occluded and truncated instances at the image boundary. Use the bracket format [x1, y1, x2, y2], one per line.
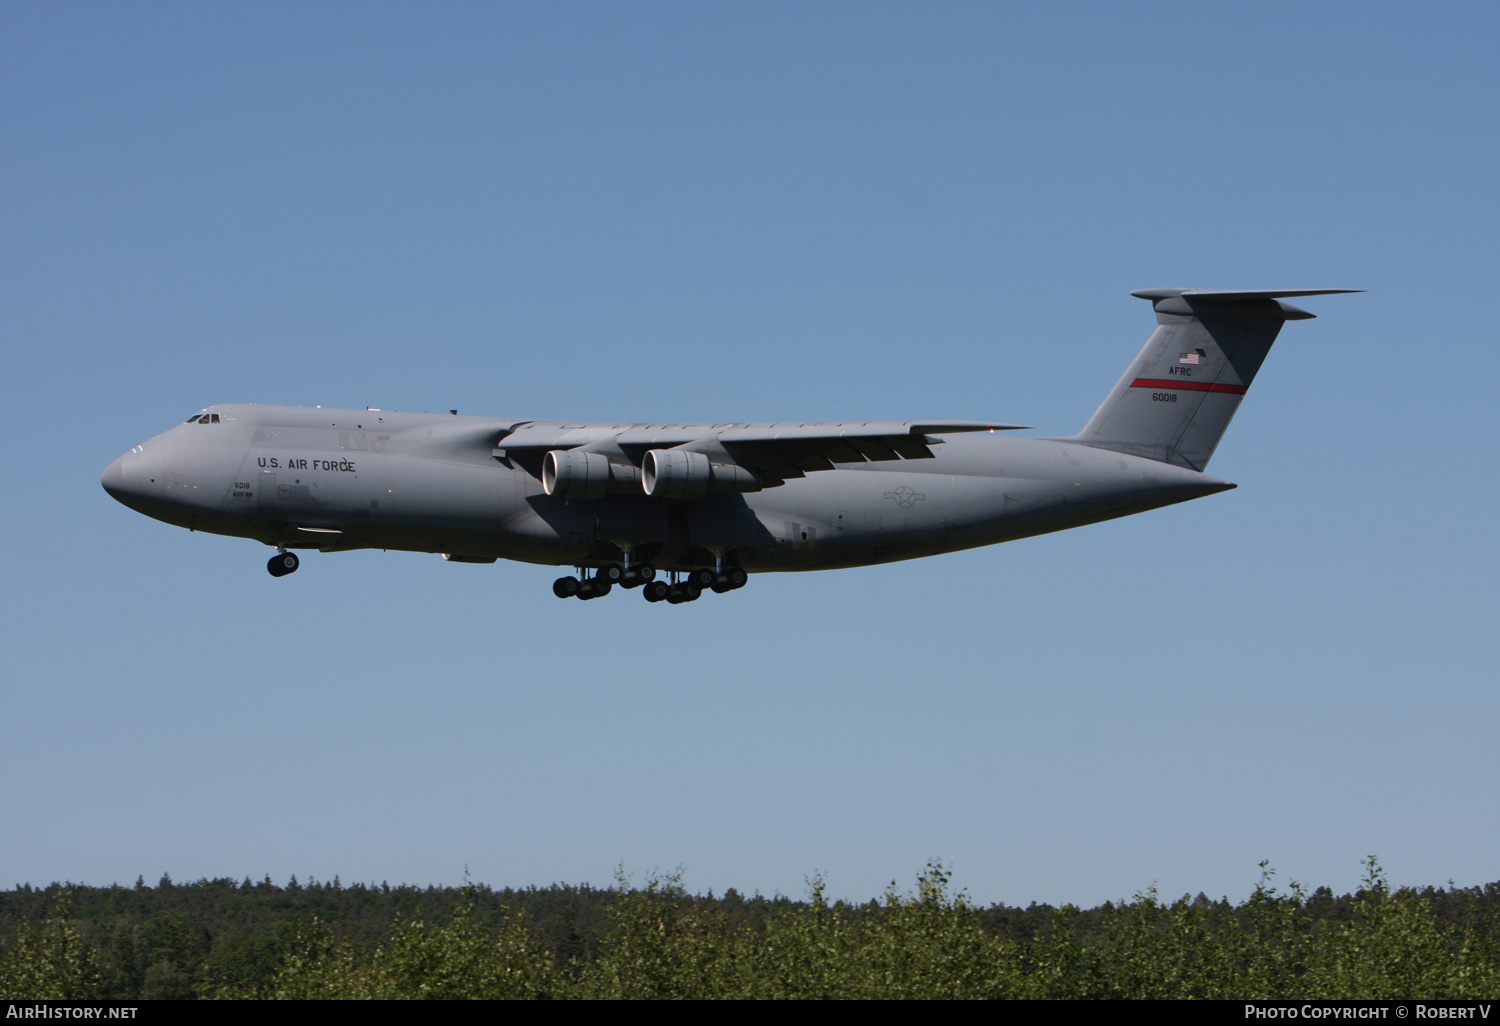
[642, 449, 762, 499]
[542, 450, 640, 498]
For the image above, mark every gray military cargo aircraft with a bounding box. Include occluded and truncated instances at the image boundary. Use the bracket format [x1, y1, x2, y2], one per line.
[102, 288, 1355, 603]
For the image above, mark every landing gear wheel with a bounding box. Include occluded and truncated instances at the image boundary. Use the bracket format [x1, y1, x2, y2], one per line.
[711, 566, 746, 594]
[643, 581, 669, 602]
[598, 563, 624, 585]
[553, 576, 580, 598]
[667, 581, 703, 604]
[575, 579, 612, 600]
[621, 563, 656, 589]
[268, 552, 299, 577]
[688, 567, 715, 589]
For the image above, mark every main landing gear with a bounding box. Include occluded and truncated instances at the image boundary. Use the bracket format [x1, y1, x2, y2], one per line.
[267, 551, 300, 578]
[554, 562, 652, 600]
[552, 564, 747, 603]
[646, 566, 747, 604]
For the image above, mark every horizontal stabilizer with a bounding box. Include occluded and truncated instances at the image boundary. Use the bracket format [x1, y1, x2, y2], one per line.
[1131, 288, 1363, 300]
[1132, 288, 1362, 321]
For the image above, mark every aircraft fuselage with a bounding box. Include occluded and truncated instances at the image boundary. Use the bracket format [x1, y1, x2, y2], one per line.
[102, 403, 1232, 574]
[105, 288, 1357, 598]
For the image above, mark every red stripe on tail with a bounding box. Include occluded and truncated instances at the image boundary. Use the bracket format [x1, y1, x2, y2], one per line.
[1130, 378, 1248, 395]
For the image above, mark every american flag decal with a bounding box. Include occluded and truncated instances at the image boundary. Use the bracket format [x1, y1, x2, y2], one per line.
[1178, 352, 1200, 365]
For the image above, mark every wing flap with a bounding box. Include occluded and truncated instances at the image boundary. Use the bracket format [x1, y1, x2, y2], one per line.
[823, 441, 871, 464]
[852, 437, 899, 461]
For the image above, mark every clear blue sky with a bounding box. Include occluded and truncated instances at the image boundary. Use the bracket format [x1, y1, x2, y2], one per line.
[3, 1, 1496, 909]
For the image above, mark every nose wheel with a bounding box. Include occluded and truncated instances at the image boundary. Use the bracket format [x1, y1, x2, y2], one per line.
[267, 552, 299, 577]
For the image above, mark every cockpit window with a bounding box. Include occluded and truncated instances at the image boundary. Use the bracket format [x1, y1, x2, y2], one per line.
[186, 415, 202, 422]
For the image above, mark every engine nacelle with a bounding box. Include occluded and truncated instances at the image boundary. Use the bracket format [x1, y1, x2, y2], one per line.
[642, 449, 762, 499]
[543, 450, 640, 498]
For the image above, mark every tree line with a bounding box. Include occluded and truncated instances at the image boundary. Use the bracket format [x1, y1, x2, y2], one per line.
[2, 860, 1498, 999]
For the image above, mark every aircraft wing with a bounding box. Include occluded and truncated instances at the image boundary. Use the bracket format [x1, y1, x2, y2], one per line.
[495, 419, 1025, 481]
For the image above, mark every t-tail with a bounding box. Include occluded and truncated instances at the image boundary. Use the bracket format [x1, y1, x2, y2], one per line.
[1071, 288, 1360, 471]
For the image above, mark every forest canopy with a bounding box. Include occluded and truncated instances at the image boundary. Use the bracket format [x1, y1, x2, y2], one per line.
[3, 860, 1497, 999]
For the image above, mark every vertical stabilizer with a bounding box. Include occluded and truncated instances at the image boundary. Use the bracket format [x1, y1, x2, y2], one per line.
[1071, 288, 1357, 470]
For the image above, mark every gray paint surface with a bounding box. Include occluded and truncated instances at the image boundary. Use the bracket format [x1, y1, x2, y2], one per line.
[102, 289, 1355, 588]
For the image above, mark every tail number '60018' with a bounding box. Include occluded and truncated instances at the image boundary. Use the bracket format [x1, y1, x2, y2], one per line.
[1151, 392, 1178, 402]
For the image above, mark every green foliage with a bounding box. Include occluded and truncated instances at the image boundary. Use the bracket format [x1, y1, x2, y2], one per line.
[268, 886, 561, 999]
[1300, 857, 1500, 1000]
[815, 863, 1013, 999]
[371, 892, 560, 999]
[4, 860, 1499, 999]
[557, 862, 1001, 998]
[1009, 858, 1500, 1000]
[583, 861, 1015, 998]
[742, 877, 860, 999]
[579, 869, 740, 999]
[0, 896, 103, 999]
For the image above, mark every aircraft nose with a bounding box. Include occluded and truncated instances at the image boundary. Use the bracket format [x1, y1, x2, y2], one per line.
[101, 454, 128, 500]
[101, 447, 160, 512]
